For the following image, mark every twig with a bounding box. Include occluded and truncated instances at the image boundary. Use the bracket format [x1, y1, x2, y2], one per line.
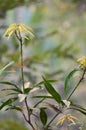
[67, 68, 86, 100]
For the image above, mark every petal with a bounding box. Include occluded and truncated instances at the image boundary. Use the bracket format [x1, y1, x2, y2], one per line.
[18, 94, 27, 102]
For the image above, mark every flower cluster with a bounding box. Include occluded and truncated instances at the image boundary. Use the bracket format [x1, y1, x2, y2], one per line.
[4, 23, 34, 40]
[56, 114, 77, 126]
[77, 56, 86, 69]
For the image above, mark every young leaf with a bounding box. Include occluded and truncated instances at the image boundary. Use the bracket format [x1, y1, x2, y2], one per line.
[64, 69, 79, 94]
[40, 108, 47, 126]
[0, 97, 18, 110]
[43, 77, 61, 103]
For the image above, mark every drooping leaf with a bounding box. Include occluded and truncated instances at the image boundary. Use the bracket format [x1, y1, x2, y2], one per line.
[43, 77, 61, 103]
[64, 69, 79, 94]
[0, 81, 22, 93]
[40, 108, 47, 126]
[0, 97, 18, 110]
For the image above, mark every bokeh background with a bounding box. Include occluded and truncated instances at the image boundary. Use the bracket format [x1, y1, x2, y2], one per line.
[0, 0, 86, 130]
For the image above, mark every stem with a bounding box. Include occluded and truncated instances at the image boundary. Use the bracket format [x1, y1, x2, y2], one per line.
[67, 68, 86, 100]
[20, 41, 25, 92]
[25, 97, 30, 121]
[15, 31, 35, 130]
[22, 111, 35, 130]
[46, 112, 61, 128]
[15, 31, 25, 92]
[67, 125, 70, 130]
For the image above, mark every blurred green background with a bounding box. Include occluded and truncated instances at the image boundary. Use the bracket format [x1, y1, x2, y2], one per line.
[0, 0, 86, 129]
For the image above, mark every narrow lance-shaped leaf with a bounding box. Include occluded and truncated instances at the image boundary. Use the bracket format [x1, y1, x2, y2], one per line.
[0, 81, 22, 93]
[34, 80, 58, 87]
[70, 107, 86, 115]
[5, 106, 22, 112]
[40, 108, 47, 126]
[43, 77, 61, 103]
[33, 95, 53, 99]
[70, 103, 86, 112]
[34, 99, 45, 108]
[64, 69, 79, 94]
[0, 97, 18, 110]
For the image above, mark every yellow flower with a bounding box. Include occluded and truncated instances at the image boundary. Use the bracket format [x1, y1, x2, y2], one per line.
[56, 114, 77, 126]
[4, 23, 34, 40]
[77, 56, 86, 69]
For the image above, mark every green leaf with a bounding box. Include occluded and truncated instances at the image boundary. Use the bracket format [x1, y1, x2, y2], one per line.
[40, 108, 47, 126]
[71, 103, 86, 112]
[64, 69, 79, 94]
[34, 99, 45, 108]
[70, 107, 86, 115]
[0, 81, 22, 93]
[24, 88, 32, 94]
[33, 95, 53, 99]
[46, 103, 62, 113]
[43, 77, 61, 103]
[0, 97, 18, 110]
[69, 102, 86, 115]
[5, 106, 22, 112]
[34, 80, 58, 87]
[0, 61, 14, 75]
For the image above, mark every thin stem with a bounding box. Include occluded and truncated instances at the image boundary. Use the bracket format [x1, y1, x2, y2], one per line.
[46, 112, 61, 128]
[15, 31, 25, 92]
[25, 97, 30, 121]
[20, 41, 25, 92]
[22, 111, 35, 130]
[15, 31, 35, 130]
[67, 68, 86, 100]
